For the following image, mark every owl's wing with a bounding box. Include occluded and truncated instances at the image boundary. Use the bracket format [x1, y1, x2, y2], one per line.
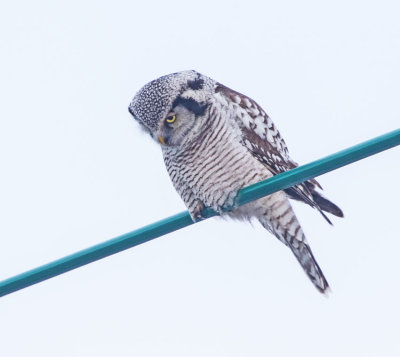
[215, 83, 343, 222]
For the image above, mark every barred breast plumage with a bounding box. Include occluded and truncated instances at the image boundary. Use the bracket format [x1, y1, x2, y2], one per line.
[128, 70, 343, 294]
[162, 99, 271, 215]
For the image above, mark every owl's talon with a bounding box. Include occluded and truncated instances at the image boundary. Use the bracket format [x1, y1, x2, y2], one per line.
[191, 202, 206, 222]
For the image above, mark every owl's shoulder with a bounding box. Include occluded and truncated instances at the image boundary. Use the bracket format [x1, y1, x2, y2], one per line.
[214, 83, 295, 173]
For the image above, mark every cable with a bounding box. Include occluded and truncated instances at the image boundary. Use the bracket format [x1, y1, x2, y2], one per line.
[0, 129, 399, 298]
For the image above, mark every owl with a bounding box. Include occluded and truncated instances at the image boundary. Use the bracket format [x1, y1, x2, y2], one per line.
[128, 70, 343, 294]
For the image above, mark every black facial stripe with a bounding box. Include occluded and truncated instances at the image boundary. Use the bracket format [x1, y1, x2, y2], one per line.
[172, 97, 208, 116]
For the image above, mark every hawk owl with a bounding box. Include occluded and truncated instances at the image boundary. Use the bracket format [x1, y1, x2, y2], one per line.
[128, 70, 343, 294]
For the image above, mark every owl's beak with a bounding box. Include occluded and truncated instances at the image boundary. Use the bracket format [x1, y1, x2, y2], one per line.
[158, 136, 166, 145]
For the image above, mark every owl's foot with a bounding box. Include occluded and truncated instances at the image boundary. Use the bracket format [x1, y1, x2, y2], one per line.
[190, 202, 206, 222]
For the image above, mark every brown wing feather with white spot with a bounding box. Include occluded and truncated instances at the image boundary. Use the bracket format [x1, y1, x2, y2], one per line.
[215, 83, 343, 221]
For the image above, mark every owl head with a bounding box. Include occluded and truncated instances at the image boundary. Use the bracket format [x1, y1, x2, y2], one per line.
[128, 70, 215, 147]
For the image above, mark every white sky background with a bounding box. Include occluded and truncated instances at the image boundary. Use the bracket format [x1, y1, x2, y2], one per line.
[0, 1, 399, 356]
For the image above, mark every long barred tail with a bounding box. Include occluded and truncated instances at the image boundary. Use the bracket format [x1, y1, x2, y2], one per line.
[257, 192, 330, 294]
[286, 237, 329, 294]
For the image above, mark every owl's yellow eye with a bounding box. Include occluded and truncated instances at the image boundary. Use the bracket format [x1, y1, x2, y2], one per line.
[165, 115, 176, 124]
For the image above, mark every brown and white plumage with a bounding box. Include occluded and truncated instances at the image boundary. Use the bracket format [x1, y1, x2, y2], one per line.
[129, 70, 343, 294]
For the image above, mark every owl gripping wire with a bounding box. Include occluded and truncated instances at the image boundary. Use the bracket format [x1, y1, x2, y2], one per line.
[129, 70, 343, 294]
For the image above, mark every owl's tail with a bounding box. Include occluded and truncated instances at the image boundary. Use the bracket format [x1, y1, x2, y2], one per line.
[285, 237, 330, 294]
[257, 193, 330, 294]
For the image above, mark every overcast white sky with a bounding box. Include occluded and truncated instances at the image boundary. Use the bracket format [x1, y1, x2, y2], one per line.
[0, 1, 399, 356]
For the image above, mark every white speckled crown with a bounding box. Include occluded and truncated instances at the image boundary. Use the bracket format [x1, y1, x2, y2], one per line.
[129, 70, 215, 130]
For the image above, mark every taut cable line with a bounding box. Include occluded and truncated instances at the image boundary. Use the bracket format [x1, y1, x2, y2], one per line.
[0, 129, 399, 298]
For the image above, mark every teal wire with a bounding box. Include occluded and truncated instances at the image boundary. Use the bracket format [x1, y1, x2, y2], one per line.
[0, 129, 399, 298]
